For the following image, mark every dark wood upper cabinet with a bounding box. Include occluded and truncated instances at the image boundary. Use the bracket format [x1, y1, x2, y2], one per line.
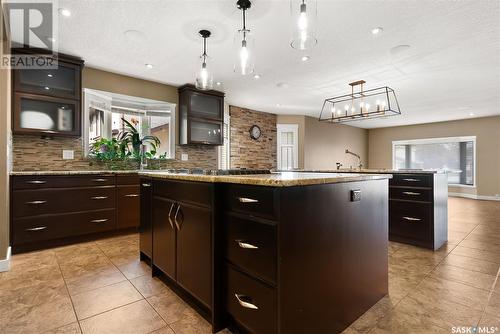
[11, 49, 84, 137]
[178, 84, 224, 146]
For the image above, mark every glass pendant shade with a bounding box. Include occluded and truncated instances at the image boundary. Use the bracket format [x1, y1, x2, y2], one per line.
[195, 30, 213, 90]
[290, 0, 318, 50]
[195, 56, 213, 90]
[233, 29, 255, 75]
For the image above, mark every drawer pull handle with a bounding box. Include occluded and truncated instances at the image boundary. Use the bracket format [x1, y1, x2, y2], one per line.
[91, 196, 108, 200]
[402, 178, 420, 182]
[402, 216, 421, 222]
[237, 197, 259, 203]
[26, 200, 47, 205]
[90, 219, 108, 223]
[235, 294, 259, 310]
[125, 194, 139, 198]
[92, 178, 107, 182]
[402, 191, 421, 196]
[26, 226, 47, 231]
[168, 203, 175, 229]
[26, 180, 47, 184]
[142, 183, 151, 187]
[236, 240, 259, 249]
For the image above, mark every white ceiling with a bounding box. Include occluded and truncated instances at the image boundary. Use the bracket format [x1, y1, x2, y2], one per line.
[55, 0, 500, 128]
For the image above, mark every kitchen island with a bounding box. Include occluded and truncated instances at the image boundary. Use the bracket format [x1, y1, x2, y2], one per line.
[139, 171, 391, 334]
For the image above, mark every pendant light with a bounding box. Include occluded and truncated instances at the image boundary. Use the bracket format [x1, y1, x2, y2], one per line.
[195, 30, 213, 90]
[234, 0, 254, 75]
[290, 0, 318, 50]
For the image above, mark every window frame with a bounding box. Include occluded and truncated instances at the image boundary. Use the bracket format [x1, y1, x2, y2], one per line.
[392, 136, 477, 188]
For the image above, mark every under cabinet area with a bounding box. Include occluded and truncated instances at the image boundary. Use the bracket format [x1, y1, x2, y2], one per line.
[10, 173, 140, 253]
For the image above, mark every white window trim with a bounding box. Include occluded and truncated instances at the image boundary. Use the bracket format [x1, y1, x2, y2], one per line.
[392, 136, 477, 188]
[218, 103, 230, 169]
[277, 124, 299, 170]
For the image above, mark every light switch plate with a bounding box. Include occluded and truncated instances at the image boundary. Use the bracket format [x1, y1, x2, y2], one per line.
[181, 153, 188, 161]
[62, 150, 74, 160]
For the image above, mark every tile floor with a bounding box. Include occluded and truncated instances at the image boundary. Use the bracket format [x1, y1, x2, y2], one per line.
[0, 197, 499, 334]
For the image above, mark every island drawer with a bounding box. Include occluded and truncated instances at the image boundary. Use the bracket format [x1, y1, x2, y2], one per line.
[389, 201, 431, 240]
[389, 187, 432, 202]
[391, 174, 432, 188]
[12, 175, 115, 190]
[12, 186, 116, 218]
[154, 180, 212, 207]
[222, 184, 278, 219]
[116, 174, 140, 185]
[225, 265, 277, 334]
[225, 214, 277, 284]
[12, 208, 116, 245]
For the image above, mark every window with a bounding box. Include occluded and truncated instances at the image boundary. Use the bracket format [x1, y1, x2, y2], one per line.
[392, 136, 476, 186]
[277, 124, 299, 170]
[218, 105, 230, 169]
[84, 89, 176, 159]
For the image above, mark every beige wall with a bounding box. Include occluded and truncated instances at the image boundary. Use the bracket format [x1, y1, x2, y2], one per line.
[368, 116, 500, 198]
[276, 115, 306, 168]
[1, 14, 11, 261]
[304, 116, 369, 170]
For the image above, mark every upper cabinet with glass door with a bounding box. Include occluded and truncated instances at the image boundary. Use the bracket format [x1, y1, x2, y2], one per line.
[178, 84, 224, 145]
[11, 49, 84, 137]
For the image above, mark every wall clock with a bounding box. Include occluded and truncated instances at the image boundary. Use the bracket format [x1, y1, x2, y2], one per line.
[249, 125, 261, 140]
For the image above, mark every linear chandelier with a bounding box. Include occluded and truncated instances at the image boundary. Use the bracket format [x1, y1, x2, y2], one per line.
[319, 80, 401, 123]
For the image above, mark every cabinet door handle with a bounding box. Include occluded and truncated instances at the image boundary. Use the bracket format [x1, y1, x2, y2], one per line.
[90, 219, 108, 223]
[125, 194, 139, 198]
[168, 203, 175, 229]
[92, 178, 107, 182]
[236, 240, 259, 249]
[174, 204, 182, 230]
[25, 200, 47, 205]
[91, 196, 108, 200]
[402, 216, 421, 222]
[26, 226, 47, 231]
[237, 197, 259, 203]
[26, 180, 47, 184]
[235, 294, 259, 310]
[402, 191, 421, 196]
[142, 183, 151, 187]
[402, 178, 419, 182]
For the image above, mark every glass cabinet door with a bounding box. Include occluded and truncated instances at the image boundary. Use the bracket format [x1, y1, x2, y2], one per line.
[14, 61, 80, 99]
[190, 93, 222, 120]
[190, 120, 222, 144]
[14, 93, 80, 136]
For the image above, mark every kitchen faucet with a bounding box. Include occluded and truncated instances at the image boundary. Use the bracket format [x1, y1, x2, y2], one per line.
[345, 149, 362, 170]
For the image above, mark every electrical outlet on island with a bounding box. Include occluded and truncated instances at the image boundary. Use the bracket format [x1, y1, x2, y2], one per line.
[62, 150, 74, 160]
[181, 153, 188, 161]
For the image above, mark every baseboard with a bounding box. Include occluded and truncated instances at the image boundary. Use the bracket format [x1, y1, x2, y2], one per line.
[449, 193, 500, 201]
[0, 247, 11, 272]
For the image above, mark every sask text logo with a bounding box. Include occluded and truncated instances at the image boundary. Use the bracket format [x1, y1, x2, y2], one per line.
[1, 0, 58, 69]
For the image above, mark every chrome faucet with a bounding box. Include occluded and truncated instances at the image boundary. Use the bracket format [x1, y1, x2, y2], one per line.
[345, 149, 362, 170]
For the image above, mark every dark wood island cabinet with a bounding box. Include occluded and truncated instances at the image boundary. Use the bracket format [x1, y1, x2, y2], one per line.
[139, 172, 390, 334]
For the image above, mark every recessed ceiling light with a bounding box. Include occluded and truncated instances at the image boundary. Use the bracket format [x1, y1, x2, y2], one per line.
[44, 86, 50, 90]
[469, 112, 475, 116]
[371, 27, 383, 35]
[216, 81, 222, 86]
[301, 55, 310, 62]
[58, 8, 71, 17]
[253, 74, 261, 79]
[47, 74, 53, 77]
[276, 103, 281, 107]
[145, 63, 153, 69]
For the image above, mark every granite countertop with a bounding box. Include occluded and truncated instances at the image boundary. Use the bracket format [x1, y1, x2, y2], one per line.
[10, 170, 140, 176]
[286, 169, 444, 174]
[139, 171, 392, 187]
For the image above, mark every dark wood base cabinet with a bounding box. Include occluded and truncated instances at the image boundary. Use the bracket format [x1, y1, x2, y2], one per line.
[141, 178, 389, 334]
[10, 174, 140, 253]
[389, 173, 448, 250]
